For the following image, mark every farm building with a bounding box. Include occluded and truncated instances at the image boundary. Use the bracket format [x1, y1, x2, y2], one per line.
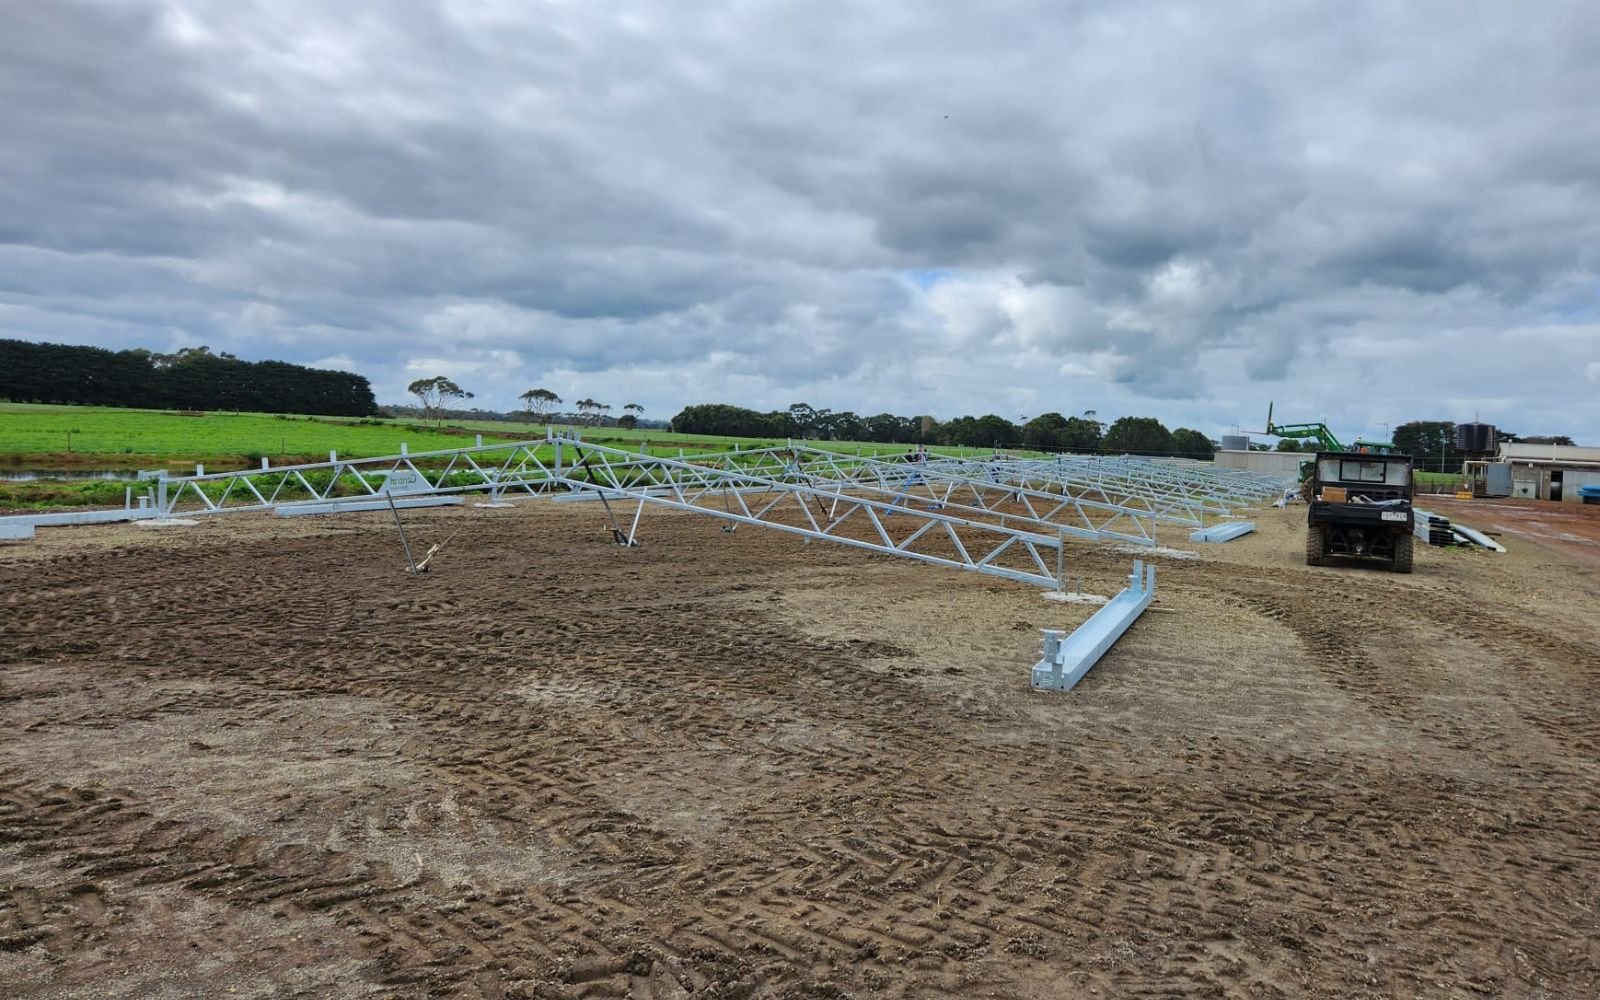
[1494, 442, 1600, 502]
[1213, 448, 1305, 476]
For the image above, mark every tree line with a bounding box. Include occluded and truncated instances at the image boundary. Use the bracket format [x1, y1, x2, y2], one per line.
[668, 402, 1217, 458]
[1386, 420, 1570, 473]
[0, 339, 377, 416]
[402, 378, 650, 429]
[518, 390, 646, 429]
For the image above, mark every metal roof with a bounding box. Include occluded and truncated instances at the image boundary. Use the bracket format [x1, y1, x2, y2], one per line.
[1497, 443, 1600, 466]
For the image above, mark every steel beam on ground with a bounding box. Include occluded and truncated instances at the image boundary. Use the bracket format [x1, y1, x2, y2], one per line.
[1190, 521, 1256, 543]
[0, 509, 160, 529]
[1032, 560, 1157, 692]
[1449, 523, 1505, 553]
[275, 496, 466, 517]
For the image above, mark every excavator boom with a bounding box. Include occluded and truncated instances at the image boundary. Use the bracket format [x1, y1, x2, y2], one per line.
[1262, 403, 1393, 454]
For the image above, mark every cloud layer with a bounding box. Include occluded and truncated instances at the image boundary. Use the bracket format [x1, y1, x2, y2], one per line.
[2, 0, 1598, 440]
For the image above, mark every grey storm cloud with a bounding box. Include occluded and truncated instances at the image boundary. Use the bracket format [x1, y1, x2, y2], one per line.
[2, 0, 1598, 439]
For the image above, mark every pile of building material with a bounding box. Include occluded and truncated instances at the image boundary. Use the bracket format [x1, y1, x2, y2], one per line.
[1580, 485, 1600, 505]
[1413, 507, 1506, 553]
[1416, 509, 1457, 547]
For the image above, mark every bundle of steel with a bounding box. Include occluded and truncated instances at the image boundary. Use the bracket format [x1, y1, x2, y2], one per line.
[1413, 509, 1457, 547]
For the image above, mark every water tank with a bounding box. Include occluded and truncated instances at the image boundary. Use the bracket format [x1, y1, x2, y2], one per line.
[1455, 422, 1496, 453]
[1220, 435, 1249, 452]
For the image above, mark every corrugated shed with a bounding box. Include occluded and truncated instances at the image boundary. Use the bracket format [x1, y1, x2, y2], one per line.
[1496, 443, 1600, 465]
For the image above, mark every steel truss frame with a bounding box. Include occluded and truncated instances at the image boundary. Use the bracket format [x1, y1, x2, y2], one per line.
[150, 436, 1069, 589]
[723, 447, 1284, 519]
[983, 455, 1286, 516]
[729, 446, 1200, 545]
[146, 434, 1287, 589]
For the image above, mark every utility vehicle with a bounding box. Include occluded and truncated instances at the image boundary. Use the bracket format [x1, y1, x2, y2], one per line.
[1305, 452, 1415, 573]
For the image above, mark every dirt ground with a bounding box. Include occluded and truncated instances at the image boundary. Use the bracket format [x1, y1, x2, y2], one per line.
[2, 497, 1598, 998]
[1427, 496, 1600, 568]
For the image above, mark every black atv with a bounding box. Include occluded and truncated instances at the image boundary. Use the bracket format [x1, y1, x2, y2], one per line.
[1305, 452, 1415, 573]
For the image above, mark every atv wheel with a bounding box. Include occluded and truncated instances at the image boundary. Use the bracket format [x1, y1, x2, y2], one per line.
[1305, 524, 1325, 566]
[1392, 532, 1414, 574]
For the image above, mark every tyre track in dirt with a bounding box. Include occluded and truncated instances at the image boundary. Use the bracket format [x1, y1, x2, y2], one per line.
[4, 506, 1600, 997]
[1183, 558, 1600, 760]
[5, 531, 1040, 994]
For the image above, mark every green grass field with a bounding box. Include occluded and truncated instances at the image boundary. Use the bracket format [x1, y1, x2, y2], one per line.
[0, 403, 989, 509]
[0, 402, 997, 464]
[0, 402, 591, 466]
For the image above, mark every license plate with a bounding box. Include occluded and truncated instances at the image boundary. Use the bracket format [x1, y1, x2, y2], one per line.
[1381, 511, 1407, 522]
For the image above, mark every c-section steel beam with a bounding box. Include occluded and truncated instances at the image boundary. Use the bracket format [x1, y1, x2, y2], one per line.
[1032, 560, 1157, 691]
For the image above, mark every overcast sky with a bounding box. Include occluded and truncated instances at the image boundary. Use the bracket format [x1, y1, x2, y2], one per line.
[3, 1, 1598, 441]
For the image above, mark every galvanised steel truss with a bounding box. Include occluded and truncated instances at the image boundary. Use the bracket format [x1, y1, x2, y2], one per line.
[981, 454, 1286, 517]
[148, 436, 1066, 588]
[144, 434, 1287, 589]
[737, 447, 1284, 522]
[720, 446, 1203, 545]
[600, 444, 1284, 534]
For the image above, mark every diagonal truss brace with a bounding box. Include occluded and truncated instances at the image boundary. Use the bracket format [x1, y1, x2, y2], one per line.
[561, 451, 1068, 589]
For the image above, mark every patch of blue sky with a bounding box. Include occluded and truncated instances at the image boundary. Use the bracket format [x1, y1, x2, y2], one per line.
[905, 269, 951, 289]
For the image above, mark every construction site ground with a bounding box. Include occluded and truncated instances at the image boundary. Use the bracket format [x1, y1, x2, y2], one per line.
[1427, 495, 1600, 567]
[2, 497, 1597, 998]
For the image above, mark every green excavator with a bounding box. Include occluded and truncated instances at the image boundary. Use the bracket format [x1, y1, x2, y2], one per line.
[1265, 403, 1395, 499]
[1265, 403, 1394, 454]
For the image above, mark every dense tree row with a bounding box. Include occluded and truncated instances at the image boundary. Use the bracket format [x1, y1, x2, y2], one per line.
[669, 403, 940, 443]
[0, 339, 376, 416]
[669, 402, 1217, 458]
[380, 403, 668, 430]
[1389, 419, 1571, 472]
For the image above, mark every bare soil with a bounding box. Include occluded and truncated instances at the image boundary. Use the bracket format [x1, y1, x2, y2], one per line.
[1426, 495, 1600, 568]
[2, 500, 1597, 998]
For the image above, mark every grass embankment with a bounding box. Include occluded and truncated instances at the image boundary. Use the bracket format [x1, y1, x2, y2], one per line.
[0, 403, 981, 510]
